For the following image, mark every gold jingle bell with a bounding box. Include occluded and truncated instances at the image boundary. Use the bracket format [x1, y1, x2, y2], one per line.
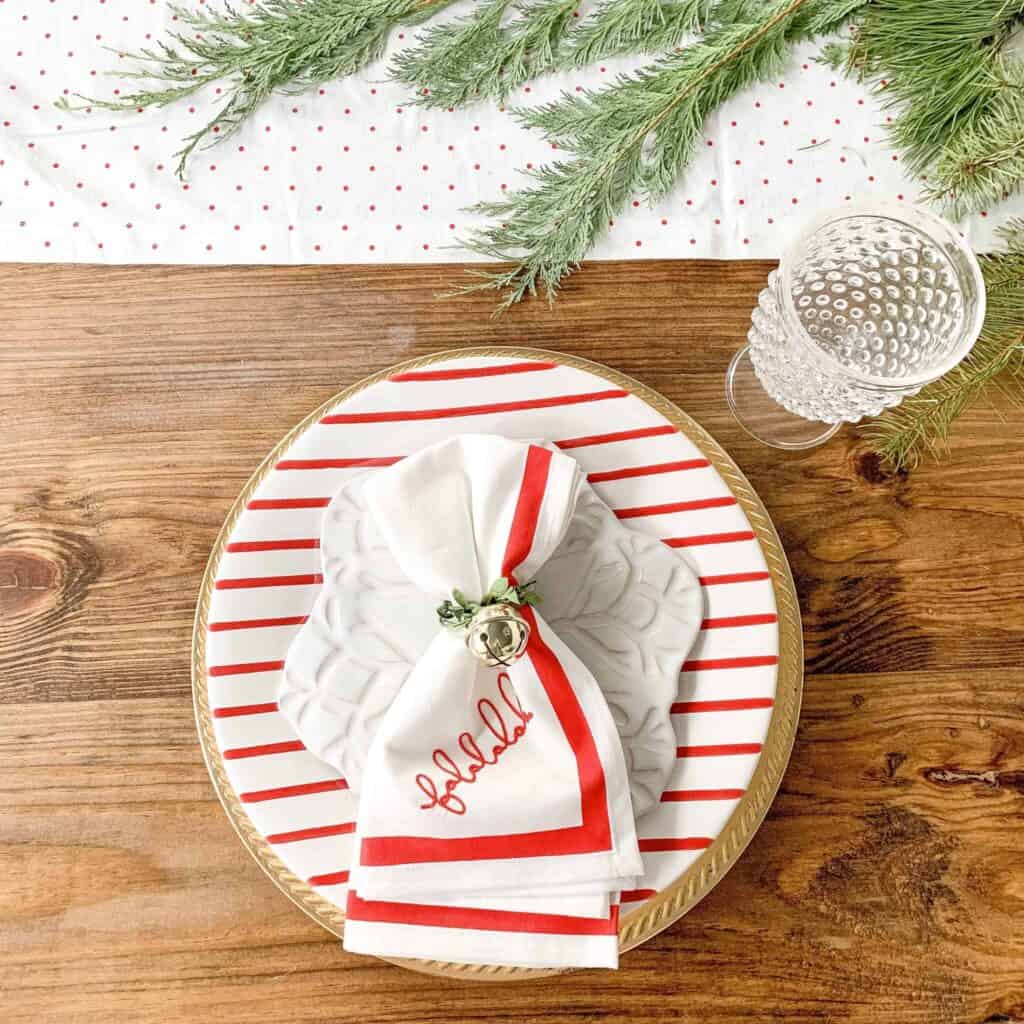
[465, 602, 531, 667]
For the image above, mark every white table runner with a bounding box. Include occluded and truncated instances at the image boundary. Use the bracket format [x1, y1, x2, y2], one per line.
[2, 0, 1021, 266]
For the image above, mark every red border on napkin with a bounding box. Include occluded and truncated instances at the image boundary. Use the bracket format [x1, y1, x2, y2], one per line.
[357, 445, 614, 866]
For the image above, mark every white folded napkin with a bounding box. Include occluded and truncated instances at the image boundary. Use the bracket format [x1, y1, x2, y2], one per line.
[337, 435, 641, 968]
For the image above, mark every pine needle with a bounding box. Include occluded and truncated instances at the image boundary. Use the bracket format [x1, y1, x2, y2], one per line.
[863, 220, 1024, 469]
[457, 0, 867, 312]
[393, 0, 714, 109]
[55, 0, 454, 178]
[391, 0, 579, 108]
[834, 0, 1024, 217]
[565, 0, 713, 66]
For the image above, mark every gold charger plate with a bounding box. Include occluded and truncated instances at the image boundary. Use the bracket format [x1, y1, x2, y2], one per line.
[192, 347, 803, 980]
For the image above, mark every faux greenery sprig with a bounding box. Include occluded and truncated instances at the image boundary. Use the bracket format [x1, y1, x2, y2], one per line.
[457, 0, 867, 311]
[437, 577, 541, 630]
[392, 0, 714, 109]
[56, 0, 454, 178]
[864, 219, 1024, 469]
[823, 0, 1024, 217]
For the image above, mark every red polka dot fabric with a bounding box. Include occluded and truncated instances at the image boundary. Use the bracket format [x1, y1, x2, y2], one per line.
[1, 1, 1020, 264]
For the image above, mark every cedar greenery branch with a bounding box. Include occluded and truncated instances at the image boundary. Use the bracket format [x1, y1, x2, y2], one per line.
[455, 0, 868, 311]
[56, 0, 458, 178]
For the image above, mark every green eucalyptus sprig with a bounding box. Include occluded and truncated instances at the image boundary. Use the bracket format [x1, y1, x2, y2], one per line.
[437, 577, 541, 631]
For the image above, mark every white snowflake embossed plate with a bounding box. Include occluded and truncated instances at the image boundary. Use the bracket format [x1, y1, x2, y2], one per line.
[192, 348, 803, 979]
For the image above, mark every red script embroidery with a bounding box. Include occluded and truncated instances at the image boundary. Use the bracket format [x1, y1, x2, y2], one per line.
[415, 673, 533, 816]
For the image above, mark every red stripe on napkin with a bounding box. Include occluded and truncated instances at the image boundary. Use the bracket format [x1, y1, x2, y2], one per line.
[321, 390, 628, 423]
[357, 446, 612, 867]
[620, 888, 657, 903]
[501, 444, 553, 580]
[346, 893, 620, 936]
[389, 361, 556, 381]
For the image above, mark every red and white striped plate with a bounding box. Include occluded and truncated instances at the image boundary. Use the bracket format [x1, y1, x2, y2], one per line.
[192, 348, 803, 978]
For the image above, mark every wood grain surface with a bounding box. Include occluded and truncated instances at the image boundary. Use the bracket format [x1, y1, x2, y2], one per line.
[1, 260, 1022, 1024]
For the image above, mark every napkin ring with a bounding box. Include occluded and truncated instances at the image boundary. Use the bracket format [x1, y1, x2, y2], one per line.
[465, 603, 531, 667]
[437, 577, 538, 667]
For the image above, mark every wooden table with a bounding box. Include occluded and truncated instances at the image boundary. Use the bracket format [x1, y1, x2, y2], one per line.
[2, 261, 1022, 1024]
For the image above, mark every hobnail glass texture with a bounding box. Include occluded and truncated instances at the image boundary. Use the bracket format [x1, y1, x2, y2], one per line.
[747, 212, 984, 424]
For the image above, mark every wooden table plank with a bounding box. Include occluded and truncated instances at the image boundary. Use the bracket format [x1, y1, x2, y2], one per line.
[1, 262, 1022, 1023]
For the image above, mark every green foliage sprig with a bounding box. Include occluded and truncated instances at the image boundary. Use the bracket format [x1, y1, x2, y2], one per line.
[824, 0, 1024, 217]
[391, 0, 577, 109]
[864, 220, 1024, 469]
[437, 577, 541, 630]
[392, 0, 714, 109]
[56, 0, 453, 178]
[457, 0, 866, 311]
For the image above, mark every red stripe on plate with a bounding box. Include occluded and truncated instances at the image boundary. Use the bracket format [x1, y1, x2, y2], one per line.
[213, 702, 279, 719]
[661, 788, 746, 802]
[682, 655, 779, 671]
[665, 530, 756, 548]
[223, 739, 306, 759]
[620, 888, 657, 903]
[240, 778, 349, 803]
[346, 893, 620, 936]
[267, 821, 356, 844]
[226, 538, 320, 553]
[309, 869, 351, 886]
[276, 457, 402, 470]
[672, 698, 775, 713]
[588, 459, 709, 483]
[677, 743, 763, 757]
[247, 497, 330, 510]
[638, 837, 713, 852]
[554, 425, 677, 450]
[701, 613, 778, 630]
[615, 496, 737, 519]
[389, 361, 556, 382]
[698, 571, 772, 586]
[215, 573, 323, 590]
[209, 659, 284, 678]
[321, 389, 628, 424]
[209, 615, 309, 632]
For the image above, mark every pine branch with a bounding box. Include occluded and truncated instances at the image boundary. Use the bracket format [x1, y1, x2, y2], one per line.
[457, 0, 865, 312]
[55, 0, 454, 178]
[568, 0, 714, 67]
[391, 0, 579, 109]
[863, 220, 1024, 469]
[834, 0, 1024, 216]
